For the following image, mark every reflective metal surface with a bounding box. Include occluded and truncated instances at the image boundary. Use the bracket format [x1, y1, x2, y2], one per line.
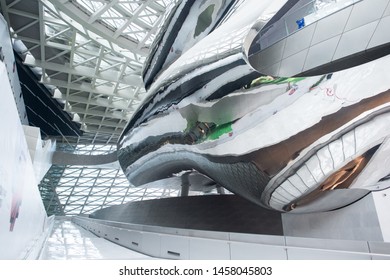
[117, 0, 390, 213]
[247, 0, 390, 77]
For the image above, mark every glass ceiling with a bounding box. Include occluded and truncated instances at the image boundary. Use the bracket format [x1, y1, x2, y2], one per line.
[39, 144, 181, 216]
[38, 142, 224, 216]
[0, 0, 186, 216]
[1, 0, 177, 144]
[2, 0, 228, 216]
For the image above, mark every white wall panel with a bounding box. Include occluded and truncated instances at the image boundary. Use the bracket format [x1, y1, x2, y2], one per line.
[260, 62, 281, 78]
[279, 49, 308, 77]
[351, 137, 390, 191]
[305, 156, 325, 182]
[288, 174, 307, 193]
[230, 242, 287, 259]
[384, 1, 390, 16]
[368, 241, 390, 259]
[256, 39, 285, 69]
[333, 21, 378, 60]
[283, 24, 315, 59]
[286, 236, 370, 252]
[317, 146, 334, 175]
[22, 125, 55, 183]
[74, 217, 390, 259]
[0, 62, 48, 259]
[311, 6, 352, 45]
[328, 139, 345, 168]
[0, 15, 27, 124]
[189, 238, 230, 259]
[304, 36, 340, 71]
[141, 232, 161, 257]
[372, 188, 390, 242]
[160, 235, 190, 259]
[368, 16, 390, 48]
[344, 0, 389, 31]
[229, 233, 285, 245]
[341, 131, 356, 159]
[287, 248, 370, 259]
[296, 165, 317, 187]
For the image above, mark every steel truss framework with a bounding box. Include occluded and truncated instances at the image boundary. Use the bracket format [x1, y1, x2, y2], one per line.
[0, 1, 180, 215]
[0, 0, 175, 141]
[1, 0, 191, 215]
[39, 144, 180, 216]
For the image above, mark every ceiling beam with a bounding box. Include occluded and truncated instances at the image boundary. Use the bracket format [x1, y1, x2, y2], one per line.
[42, 0, 149, 56]
[68, 107, 131, 120]
[24, 55, 144, 87]
[64, 95, 133, 110]
[42, 77, 142, 100]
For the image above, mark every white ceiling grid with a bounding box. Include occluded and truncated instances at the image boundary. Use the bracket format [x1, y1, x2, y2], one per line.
[39, 144, 181, 215]
[1, 0, 176, 143]
[1, 0, 183, 215]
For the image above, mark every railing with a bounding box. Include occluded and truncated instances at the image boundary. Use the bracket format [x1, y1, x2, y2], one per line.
[73, 216, 390, 260]
[254, 0, 362, 54]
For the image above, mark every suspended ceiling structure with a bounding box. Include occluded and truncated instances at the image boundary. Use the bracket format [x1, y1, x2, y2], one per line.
[1, 0, 176, 143]
[0, 0, 181, 215]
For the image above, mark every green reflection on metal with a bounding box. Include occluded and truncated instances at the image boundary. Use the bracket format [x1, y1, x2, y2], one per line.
[207, 122, 233, 140]
[194, 4, 215, 37]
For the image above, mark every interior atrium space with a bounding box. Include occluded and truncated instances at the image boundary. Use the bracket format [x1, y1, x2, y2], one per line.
[1, 0, 390, 261]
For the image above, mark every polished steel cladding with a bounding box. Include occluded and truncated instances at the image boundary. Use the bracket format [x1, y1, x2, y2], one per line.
[118, 0, 390, 213]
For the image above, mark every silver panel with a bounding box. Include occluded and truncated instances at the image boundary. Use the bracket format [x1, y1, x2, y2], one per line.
[305, 156, 325, 182]
[124, 230, 142, 251]
[317, 146, 334, 175]
[273, 187, 296, 203]
[327, 139, 346, 168]
[287, 189, 370, 213]
[341, 130, 357, 159]
[229, 233, 285, 246]
[311, 6, 352, 45]
[296, 166, 317, 188]
[282, 193, 383, 241]
[141, 232, 162, 257]
[281, 180, 302, 197]
[230, 242, 287, 260]
[333, 21, 378, 60]
[288, 174, 307, 193]
[187, 230, 230, 241]
[287, 248, 371, 259]
[372, 188, 390, 242]
[368, 241, 390, 259]
[283, 23, 316, 59]
[260, 62, 282, 77]
[285, 236, 370, 252]
[354, 118, 382, 150]
[304, 35, 340, 71]
[255, 39, 286, 69]
[344, 0, 389, 32]
[351, 138, 390, 191]
[189, 238, 230, 259]
[279, 49, 308, 76]
[384, 1, 390, 16]
[368, 15, 390, 48]
[160, 235, 190, 259]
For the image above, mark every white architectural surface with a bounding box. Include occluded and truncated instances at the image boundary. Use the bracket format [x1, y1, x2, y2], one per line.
[40, 217, 153, 260]
[0, 61, 48, 259]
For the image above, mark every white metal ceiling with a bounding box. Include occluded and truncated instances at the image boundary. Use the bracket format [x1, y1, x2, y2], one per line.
[1, 0, 176, 144]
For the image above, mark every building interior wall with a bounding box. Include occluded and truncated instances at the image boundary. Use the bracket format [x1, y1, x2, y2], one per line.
[0, 60, 49, 259]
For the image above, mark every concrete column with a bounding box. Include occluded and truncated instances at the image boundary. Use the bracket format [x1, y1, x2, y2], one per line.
[180, 172, 191, 197]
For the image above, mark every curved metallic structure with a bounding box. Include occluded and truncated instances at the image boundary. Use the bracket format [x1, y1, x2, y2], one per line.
[117, 0, 390, 213]
[247, 0, 390, 77]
